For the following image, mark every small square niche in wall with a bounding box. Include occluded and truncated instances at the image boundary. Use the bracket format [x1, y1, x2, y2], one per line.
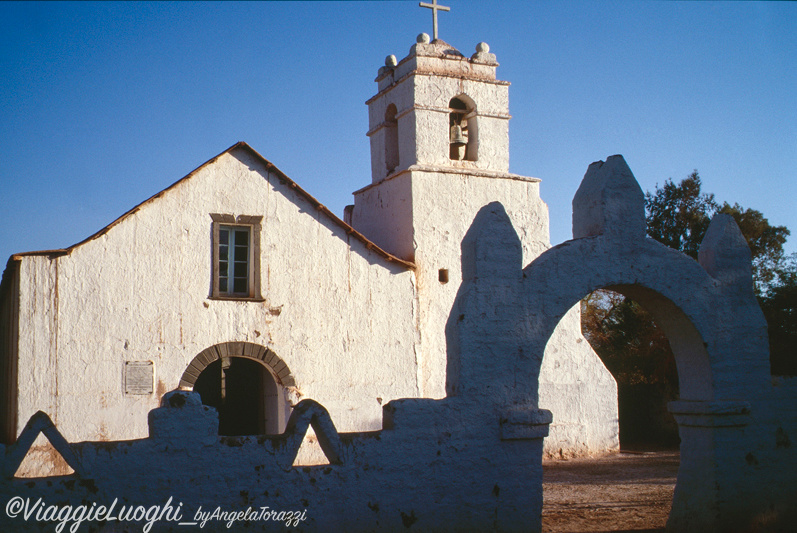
[124, 361, 154, 395]
[439, 269, 449, 284]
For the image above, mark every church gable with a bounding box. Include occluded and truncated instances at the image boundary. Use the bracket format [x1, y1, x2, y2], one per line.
[17, 142, 411, 273]
[5, 142, 421, 448]
[6, 143, 415, 348]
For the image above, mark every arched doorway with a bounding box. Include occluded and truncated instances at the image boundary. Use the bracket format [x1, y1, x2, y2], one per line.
[581, 289, 680, 450]
[193, 357, 282, 436]
[179, 342, 295, 436]
[523, 228, 763, 529]
[526, 260, 715, 529]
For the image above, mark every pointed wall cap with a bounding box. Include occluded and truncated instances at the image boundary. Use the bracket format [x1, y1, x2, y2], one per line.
[698, 214, 753, 286]
[572, 155, 645, 239]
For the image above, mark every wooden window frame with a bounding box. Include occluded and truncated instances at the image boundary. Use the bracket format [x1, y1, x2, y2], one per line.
[210, 214, 263, 301]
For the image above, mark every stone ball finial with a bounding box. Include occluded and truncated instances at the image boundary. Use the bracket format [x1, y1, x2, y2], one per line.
[417, 33, 431, 44]
[476, 42, 490, 53]
[385, 54, 397, 68]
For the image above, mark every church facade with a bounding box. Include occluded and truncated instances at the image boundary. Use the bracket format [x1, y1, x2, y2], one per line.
[0, 34, 618, 475]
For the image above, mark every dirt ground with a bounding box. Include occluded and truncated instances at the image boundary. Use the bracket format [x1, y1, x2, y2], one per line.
[542, 451, 679, 533]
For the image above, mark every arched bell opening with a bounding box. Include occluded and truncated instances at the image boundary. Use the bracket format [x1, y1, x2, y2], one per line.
[384, 103, 399, 174]
[448, 95, 477, 161]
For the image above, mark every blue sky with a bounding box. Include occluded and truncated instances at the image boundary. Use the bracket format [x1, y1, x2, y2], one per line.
[1, 1, 795, 267]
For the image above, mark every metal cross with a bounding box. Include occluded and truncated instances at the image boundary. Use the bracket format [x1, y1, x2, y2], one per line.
[419, 0, 450, 41]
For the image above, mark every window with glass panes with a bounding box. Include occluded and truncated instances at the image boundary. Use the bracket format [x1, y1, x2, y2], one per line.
[218, 226, 250, 296]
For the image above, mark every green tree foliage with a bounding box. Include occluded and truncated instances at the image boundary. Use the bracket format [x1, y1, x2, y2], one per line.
[761, 254, 797, 375]
[645, 171, 717, 260]
[644, 171, 790, 294]
[581, 291, 675, 388]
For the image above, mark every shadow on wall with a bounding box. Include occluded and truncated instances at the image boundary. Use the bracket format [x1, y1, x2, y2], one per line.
[0, 156, 794, 533]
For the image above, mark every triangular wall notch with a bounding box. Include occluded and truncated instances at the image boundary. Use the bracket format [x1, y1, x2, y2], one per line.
[277, 400, 342, 468]
[4, 411, 84, 479]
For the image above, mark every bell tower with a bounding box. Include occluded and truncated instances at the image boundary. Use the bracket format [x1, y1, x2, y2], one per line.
[349, 33, 551, 397]
[351, 33, 528, 264]
[349, 30, 619, 458]
[364, 33, 510, 186]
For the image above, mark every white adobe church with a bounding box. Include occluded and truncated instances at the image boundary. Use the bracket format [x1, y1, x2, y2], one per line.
[0, 33, 618, 475]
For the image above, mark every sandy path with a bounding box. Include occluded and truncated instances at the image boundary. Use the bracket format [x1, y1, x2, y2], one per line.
[542, 451, 679, 532]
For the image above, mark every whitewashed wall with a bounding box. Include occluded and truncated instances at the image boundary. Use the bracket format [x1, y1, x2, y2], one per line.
[13, 146, 419, 475]
[9, 35, 622, 475]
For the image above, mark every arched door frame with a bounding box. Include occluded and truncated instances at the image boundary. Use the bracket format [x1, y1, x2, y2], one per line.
[179, 342, 296, 434]
[180, 342, 295, 389]
[524, 237, 720, 402]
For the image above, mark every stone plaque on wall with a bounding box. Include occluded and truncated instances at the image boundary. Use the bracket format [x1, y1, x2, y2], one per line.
[125, 361, 154, 395]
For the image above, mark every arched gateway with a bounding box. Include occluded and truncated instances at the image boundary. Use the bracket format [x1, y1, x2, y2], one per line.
[449, 155, 775, 531]
[179, 342, 295, 435]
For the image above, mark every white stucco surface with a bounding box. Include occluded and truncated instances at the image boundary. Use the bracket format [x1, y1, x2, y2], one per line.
[0, 35, 622, 477]
[8, 146, 421, 474]
[0, 152, 793, 532]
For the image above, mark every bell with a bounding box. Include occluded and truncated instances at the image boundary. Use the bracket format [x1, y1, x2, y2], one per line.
[450, 124, 467, 147]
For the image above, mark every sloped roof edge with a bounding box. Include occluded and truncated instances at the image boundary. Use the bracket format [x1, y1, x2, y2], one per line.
[9, 142, 415, 270]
